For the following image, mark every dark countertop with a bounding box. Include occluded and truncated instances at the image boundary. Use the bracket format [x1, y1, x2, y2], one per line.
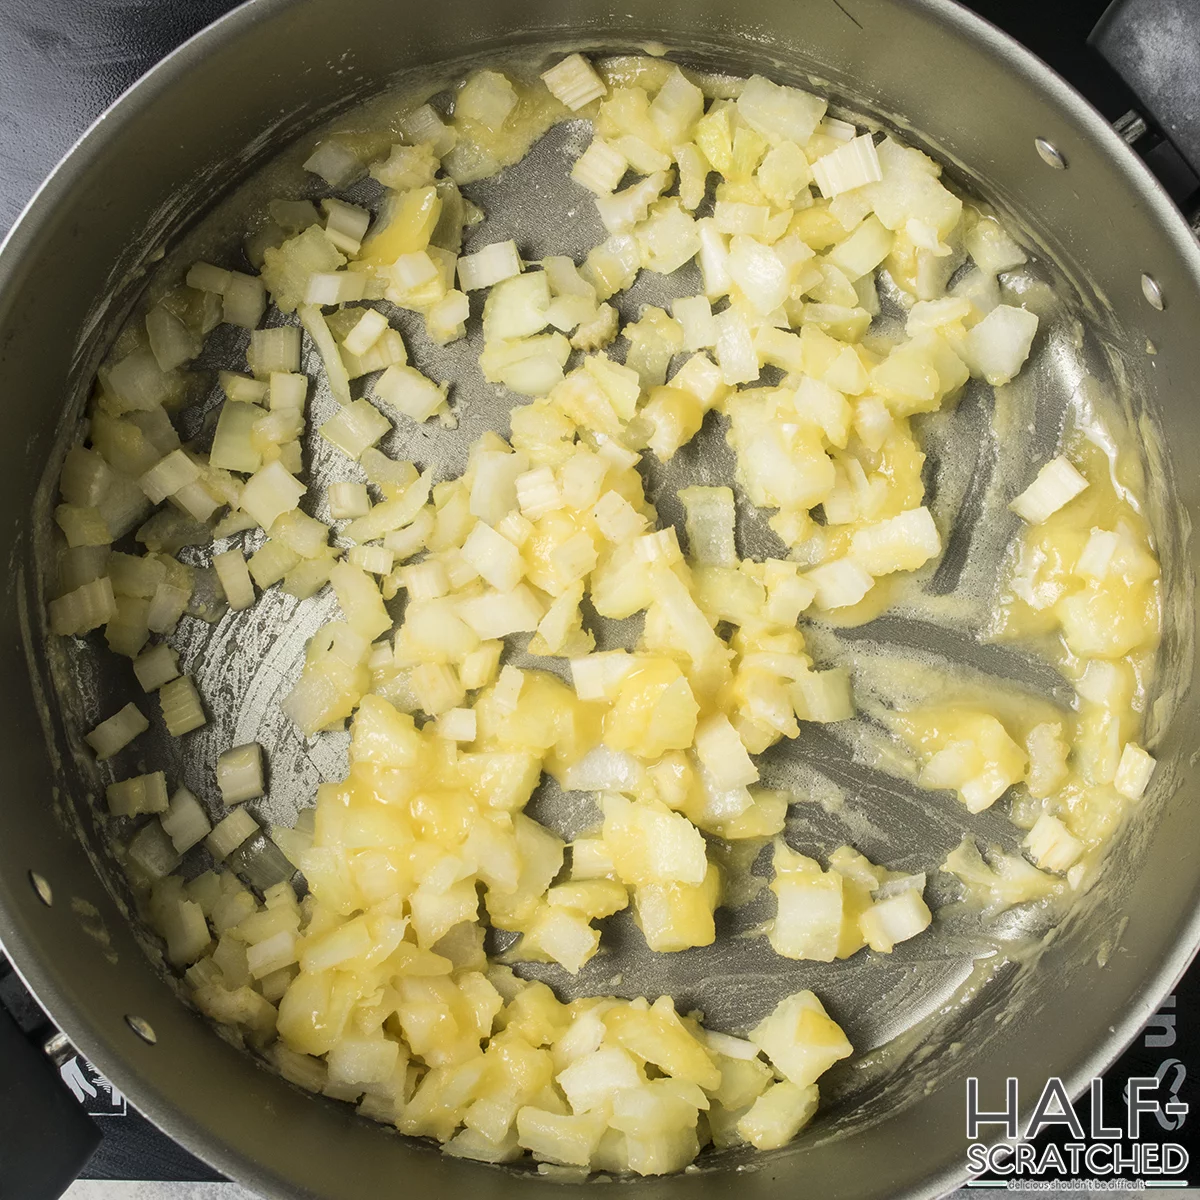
[0, 0, 244, 235]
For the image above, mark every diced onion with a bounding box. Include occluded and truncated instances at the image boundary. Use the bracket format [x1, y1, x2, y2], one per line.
[859, 890, 932, 953]
[670, 354, 726, 409]
[159, 894, 212, 966]
[60, 447, 113, 509]
[569, 651, 634, 701]
[966, 215, 1027, 275]
[713, 200, 771, 238]
[437, 707, 478, 742]
[298, 304, 352, 406]
[591, 491, 646, 542]
[239, 460, 306, 530]
[679, 486, 737, 566]
[672, 295, 716, 351]
[825, 215, 893, 281]
[736, 75, 827, 146]
[963, 304, 1039, 386]
[322, 198, 371, 255]
[791, 669, 855, 723]
[457, 585, 544, 639]
[210, 402, 264, 474]
[383, 510, 434, 562]
[320, 398, 392, 459]
[849, 508, 941, 577]
[105, 349, 176, 412]
[1009, 455, 1088, 524]
[370, 143, 439, 191]
[649, 68, 705, 145]
[461, 521, 524, 591]
[222, 272, 267, 330]
[713, 308, 759, 385]
[727, 237, 789, 315]
[694, 714, 759, 789]
[804, 559, 874, 610]
[218, 742, 265, 804]
[373, 364, 448, 423]
[1076, 528, 1118, 579]
[342, 309, 390, 358]
[230, 832, 296, 891]
[457, 70, 518, 132]
[493, 664, 524, 713]
[142, 578, 189, 633]
[426, 290, 470, 345]
[146, 305, 201, 372]
[582, 233, 640, 300]
[186, 261, 231, 293]
[1114, 742, 1155, 801]
[515, 466, 563, 520]
[314, 490, 365, 536]
[221, 371, 269, 403]
[410, 662, 466, 716]
[44, 56, 1152, 1177]
[302, 139, 363, 187]
[595, 172, 670, 236]
[139, 450, 201, 505]
[171, 481, 220, 523]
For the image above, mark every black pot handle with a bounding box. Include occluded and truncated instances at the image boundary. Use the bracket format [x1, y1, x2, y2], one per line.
[1090, 0, 1200, 198]
[0, 960, 100, 1199]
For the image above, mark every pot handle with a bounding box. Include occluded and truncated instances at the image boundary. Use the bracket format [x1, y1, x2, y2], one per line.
[0, 974, 100, 1198]
[1090, 0, 1200, 188]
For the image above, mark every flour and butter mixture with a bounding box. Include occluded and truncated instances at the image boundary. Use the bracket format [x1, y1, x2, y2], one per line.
[47, 52, 1162, 1174]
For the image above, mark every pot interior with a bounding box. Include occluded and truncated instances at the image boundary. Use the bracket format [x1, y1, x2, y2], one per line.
[3, 3, 1199, 1198]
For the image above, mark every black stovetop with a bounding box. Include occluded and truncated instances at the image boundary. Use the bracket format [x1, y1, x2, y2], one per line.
[0, 0, 1191, 1190]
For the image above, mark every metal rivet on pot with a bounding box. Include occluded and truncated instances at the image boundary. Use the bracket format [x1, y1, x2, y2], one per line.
[125, 1015, 157, 1045]
[1141, 274, 1165, 310]
[28, 870, 53, 906]
[1035, 138, 1067, 169]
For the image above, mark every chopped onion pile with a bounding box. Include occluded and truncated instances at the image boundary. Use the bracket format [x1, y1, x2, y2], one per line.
[50, 51, 1161, 1177]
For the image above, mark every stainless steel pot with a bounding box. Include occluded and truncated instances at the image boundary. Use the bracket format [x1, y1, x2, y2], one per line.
[2, 1, 1199, 1197]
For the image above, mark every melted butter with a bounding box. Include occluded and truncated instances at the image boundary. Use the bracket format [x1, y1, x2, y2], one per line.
[443, 75, 570, 186]
[994, 428, 1160, 665]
